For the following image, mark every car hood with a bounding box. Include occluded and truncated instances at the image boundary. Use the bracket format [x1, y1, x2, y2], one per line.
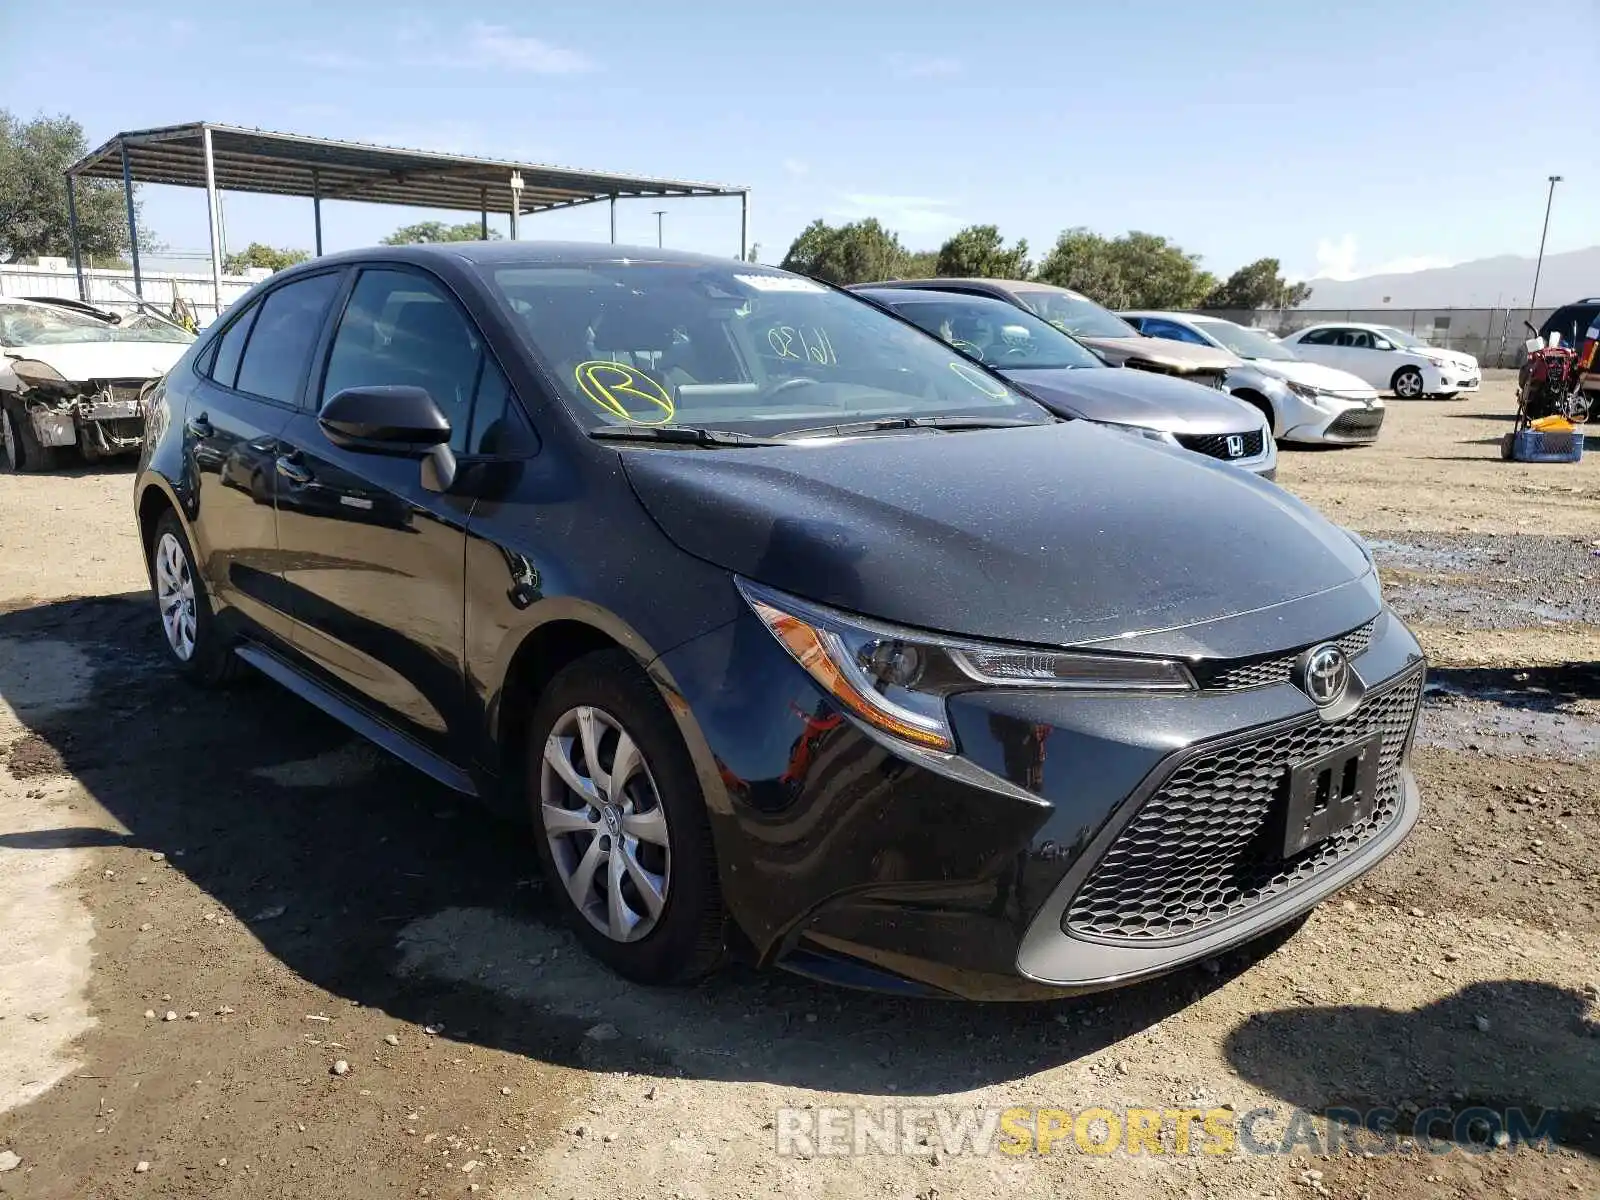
[1246, 358, 1379, 395]
[621, 423, 1372, 648]
[1075, 336, 1241, 373]
[1430, 347, 1478, 369]
[1001, 366, 1261, 434]
[3, 340, 188, 383]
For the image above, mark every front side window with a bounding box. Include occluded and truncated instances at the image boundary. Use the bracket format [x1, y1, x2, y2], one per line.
[886, 296, 1103, 371]
[234, 273, 343, 403]
[322, 269, 490, 452]
[483, 263, 1051, 436]
[1374, 325, 1425, 349]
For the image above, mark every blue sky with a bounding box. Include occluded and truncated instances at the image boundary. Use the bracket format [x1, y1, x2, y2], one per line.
[3, 0, 1595, 280]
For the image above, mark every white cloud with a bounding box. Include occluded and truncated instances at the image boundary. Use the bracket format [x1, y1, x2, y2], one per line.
[448, 21, 592, 73]
[886, 53, 962, 79]
[293, 48, 373, 69]
[782, 159, 808, 178]
[1310, 234, 1452, 281]
[832, 193, 961, 240]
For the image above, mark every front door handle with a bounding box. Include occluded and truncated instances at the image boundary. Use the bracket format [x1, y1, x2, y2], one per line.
[275, 453, 313, 486]
[186, 412, 214, 438]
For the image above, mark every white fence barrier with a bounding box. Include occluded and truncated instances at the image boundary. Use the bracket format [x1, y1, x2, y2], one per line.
[0, 260, 259, 327]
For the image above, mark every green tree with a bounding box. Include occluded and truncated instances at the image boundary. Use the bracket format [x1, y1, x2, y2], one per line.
[1203, 257, 1313, 310]
[934, 224, 1031, 279]
[780, 218, 907, 285]
[222, 242, 310, 274]
[1035, 228, 1130, 307]
[0, 111, 148, 263]
[1036, 228, 1215, 310]
[898, 249, 939, 279]
[381, 220, 500, 245]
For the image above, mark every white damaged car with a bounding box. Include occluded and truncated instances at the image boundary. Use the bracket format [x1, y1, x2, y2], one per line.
[1, 298, 194, 471]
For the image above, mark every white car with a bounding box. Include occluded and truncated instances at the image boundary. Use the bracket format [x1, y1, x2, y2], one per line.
[0, 297, 193, 471]
[1120, 311, 1385, 445]
[1279, 322, 1480, 399]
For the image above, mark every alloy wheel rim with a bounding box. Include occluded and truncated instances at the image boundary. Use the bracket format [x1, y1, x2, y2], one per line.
[153, 532, 198, 661]
[1397, 372, 1421, 397]
[540, 705, 671, 942]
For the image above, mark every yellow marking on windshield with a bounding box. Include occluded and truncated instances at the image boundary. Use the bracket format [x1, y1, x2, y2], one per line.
[574, 360, 676, 425]
[949, 361, 1010, 399]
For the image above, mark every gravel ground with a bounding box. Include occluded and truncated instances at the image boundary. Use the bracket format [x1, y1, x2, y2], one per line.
[0, 375, 1596, 1200]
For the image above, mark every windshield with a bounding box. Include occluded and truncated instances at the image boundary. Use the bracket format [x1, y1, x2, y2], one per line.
[1193, 319, 1299, 362]
[0, 303, 195, 348]
[485, 263, 1052, 436]
[1375, 325, 1427, 349]
[883, 294, 1104, 371]
[1008, 288, 1139, 339]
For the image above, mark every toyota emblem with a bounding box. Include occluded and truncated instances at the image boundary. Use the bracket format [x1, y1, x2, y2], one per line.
[1296, 643, 1350, 707]
[1225, 434, 1245, 458]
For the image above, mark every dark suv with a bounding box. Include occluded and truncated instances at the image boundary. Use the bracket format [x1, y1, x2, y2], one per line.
[134, 243, 1425, 1000]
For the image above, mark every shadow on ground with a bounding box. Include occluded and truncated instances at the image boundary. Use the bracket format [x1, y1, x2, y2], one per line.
[3, 593, 1589, 1117]
[1225, 980, 1599, 1159]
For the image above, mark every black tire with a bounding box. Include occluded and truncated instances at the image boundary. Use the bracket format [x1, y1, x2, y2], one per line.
[149, 509, 243, 686]
[1390, 367, 1425, 399]
[527, 649, 725, 985]
[1, 399, 60, 473]
[1231, 389, 1278, 438]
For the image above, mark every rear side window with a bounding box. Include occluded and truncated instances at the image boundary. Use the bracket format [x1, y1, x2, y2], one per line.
[1298, 328, 1339, 345]
[208, 301, 259, 388]
[234, 273, 343, 404]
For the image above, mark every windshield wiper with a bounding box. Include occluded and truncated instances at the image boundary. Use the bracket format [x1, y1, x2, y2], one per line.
[778, 414, 1056, 441]
[588, 424, 783, 448]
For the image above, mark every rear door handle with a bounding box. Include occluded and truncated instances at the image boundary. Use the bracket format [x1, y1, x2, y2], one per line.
[275, 453, 313, 486]
[186, 412, 214, 438]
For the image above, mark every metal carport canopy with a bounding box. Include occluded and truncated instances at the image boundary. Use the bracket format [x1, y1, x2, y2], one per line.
[66, 121, 751, 315]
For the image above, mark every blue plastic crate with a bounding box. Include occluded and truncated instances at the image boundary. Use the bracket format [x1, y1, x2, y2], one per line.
[1505, 427, 1585, 463]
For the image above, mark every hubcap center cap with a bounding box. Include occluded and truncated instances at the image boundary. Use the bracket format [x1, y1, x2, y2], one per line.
[600, 804, 622, 837]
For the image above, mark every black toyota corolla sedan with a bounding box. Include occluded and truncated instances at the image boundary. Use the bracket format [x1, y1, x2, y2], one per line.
[134, 243, 1425, 1001]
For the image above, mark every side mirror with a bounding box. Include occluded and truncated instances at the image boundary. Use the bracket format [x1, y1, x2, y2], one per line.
[1373, 340, 1394, 351]
[320, 385, 450, 456]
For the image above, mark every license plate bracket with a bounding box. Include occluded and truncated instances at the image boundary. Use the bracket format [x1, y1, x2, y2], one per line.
[1278, 733, 1384, 857]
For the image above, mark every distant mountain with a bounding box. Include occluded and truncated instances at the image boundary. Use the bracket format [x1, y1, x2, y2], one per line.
[1296, 245, 1600, 310]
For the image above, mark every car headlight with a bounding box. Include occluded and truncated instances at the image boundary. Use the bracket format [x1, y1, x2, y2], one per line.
[1287, 380, 1322, 401]
[1099, 421, 1179, 445]
[1424, 356, 1448, 369]
[6, 357, 68, 385]
[738, 580, 1195, 754]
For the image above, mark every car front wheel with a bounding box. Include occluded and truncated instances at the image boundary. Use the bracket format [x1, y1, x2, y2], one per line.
[528, 649, 725, 985]
[1, 400, 58, 473]
[1391, 367, 1425, 399]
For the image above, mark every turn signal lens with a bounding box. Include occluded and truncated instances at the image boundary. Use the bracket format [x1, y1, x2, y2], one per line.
[748, 601, 955, 751]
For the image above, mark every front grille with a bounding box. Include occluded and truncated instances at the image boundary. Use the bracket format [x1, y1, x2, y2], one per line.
[1327, 408, 1385, 438]
[1175, 429, 1265, 461]
[1063, 666, 1422, 942]
[1193, 620, 1375, 692]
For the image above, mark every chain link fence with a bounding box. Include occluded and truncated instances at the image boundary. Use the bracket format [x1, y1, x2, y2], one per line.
[1186, 307, 1568, 368]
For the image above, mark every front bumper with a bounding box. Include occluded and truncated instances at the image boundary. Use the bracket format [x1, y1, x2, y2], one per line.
[657, 602, 1425, 1001]
[1425, 364, 1480, 394]
[1282, 396, 1386, 445]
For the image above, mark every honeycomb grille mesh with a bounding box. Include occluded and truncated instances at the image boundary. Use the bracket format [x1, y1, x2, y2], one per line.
[1063, 668, 1422, 942]
[1197, 621, 1375, 693]
[1327, 408, 1385, 438]
[1176, 429, 1266, 460]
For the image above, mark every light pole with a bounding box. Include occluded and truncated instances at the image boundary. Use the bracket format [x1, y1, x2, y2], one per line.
[1527, 174, 1562, 320]
[652, 210, 666, 248]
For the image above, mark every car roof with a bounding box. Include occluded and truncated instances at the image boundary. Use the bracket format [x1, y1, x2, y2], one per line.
[851, 277, 1090, 300]
[854, 286, 1023, 309]
[279, 240, 772, 272]
[1120, 310, 1203, 322]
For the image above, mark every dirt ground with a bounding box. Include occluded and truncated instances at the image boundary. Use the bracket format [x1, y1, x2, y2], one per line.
[0, 372, 1595, 1199]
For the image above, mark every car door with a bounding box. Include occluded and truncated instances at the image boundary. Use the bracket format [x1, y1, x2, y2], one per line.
[182, 270, 345, 646]
[273, 264, 492, 761]
[1291, 327, 1352, 376]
